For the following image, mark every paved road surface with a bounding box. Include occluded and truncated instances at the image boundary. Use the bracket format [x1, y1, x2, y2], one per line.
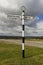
[0, 39, 43, 48]
[25, 41, 43, 48]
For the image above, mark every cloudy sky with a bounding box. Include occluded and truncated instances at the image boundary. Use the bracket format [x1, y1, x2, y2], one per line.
[0, 0, 43, 36]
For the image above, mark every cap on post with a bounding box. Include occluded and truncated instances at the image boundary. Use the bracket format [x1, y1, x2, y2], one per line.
[21, 6, 26, 12]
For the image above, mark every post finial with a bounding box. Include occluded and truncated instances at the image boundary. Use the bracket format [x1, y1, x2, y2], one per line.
[21, 6, 26, 12]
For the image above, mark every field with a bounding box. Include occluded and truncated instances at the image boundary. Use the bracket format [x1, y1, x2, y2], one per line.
[0, 39, 43, 65]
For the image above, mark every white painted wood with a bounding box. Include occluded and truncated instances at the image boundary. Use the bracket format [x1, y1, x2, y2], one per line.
[22, 43, 24, 50]
[22, 30, 24, 37]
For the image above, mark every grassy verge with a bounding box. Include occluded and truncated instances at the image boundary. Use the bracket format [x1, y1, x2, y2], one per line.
[25, 38, 43, 41]
[0, 41, 43, 65]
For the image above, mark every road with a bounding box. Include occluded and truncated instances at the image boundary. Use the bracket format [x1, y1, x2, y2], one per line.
[0, 39, 43, 48]
[25, 41, 43, 48]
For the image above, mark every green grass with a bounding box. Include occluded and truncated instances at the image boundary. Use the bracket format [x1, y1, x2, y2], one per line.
[25, 38, 43, 41]
[0, 41, 43, 65]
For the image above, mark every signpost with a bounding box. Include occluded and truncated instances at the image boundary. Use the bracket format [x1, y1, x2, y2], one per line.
[8, 6, 34, 58]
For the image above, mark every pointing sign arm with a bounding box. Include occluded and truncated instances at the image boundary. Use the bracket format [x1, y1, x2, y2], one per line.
[25, 16, 34, 20]
[7, 14, 20, 19]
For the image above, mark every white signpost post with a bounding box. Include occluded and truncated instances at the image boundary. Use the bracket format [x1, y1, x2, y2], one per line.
[8, 6, 34, 58]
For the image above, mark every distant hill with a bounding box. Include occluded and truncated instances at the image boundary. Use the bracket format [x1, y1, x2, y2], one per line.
[0, 36, 43, 39]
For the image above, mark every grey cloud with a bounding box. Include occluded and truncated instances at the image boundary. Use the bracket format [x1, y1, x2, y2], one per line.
[8, 0, 43, 16]
[0, 0, 43, 36]
[0, 0, 43, 16]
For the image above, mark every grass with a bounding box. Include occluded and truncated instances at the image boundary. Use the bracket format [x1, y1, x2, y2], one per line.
[25, 38, 43, 41]
[0, 41, 43, 65]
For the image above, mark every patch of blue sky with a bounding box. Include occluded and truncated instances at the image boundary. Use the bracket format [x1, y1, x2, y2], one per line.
[38, 13, 43, 21]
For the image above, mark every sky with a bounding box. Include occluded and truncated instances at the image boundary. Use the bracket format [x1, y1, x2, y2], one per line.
[0, 0, 43, 36]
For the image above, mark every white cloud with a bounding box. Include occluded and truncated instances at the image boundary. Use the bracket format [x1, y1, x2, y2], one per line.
[0, 12, 7, 19]
[0, 20, 6, 25]
[0, 0, 43, 15]
[36, 21, 43, 34]
[0, 0, 9, 8]
[0, 0, 43, 36]
[37, 21, 43, 29]
[39, 0, 43, 5]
